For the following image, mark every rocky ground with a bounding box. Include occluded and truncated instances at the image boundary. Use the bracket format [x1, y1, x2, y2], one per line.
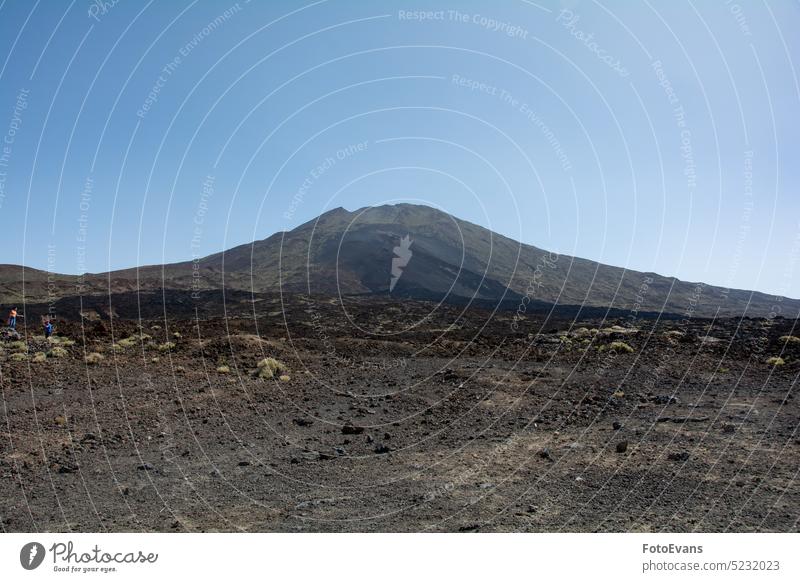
[0, 294, 798, 532]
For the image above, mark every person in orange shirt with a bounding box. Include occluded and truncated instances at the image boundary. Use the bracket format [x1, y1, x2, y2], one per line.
[7, 308, 22, 329]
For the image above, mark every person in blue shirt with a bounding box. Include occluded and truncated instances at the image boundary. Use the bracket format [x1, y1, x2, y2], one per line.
[44, 319, 54, 339]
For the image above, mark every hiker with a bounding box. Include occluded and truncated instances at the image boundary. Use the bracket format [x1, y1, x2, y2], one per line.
[43, 319, 54, 339]
[7, 307, 22, 329]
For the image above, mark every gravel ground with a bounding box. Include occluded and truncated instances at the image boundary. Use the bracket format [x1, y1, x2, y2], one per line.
[1, 295, 798, 532]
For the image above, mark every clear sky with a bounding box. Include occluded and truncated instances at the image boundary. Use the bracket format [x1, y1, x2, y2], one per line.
[0, 0, 798, 298]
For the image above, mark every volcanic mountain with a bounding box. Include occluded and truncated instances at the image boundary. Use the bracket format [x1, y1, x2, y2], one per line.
[1, 203, 797, 319]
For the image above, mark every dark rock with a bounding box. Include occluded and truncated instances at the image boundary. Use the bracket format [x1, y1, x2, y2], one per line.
[137, 463, 156, 471]
[652, 395, 678, 405]
[668, 451, 690, 462]
[657, 416, 710, 424]
[238, 460, 251, 467]
[612, 421, 623, 431]
[616, 441, 628, 454]
[341, 423, 364, 435]
[537, 448, 552, 461]
[374, 444, 391, 454]
[293, 418, 313, 427]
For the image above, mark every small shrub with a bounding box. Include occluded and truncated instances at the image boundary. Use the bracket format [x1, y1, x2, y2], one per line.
[54, 337, 76, 347]
[157, 342, 176, 352]
[9, 352, 27, 361]
[608, 341, 634, 353]
[84, 352, 104, 365]
[48, 346, 68, 358]
[32, 352, 47, 363]
[172, 332, 182, 339]
[257, 357, 286, 379]
[279, 375, 290, 382]
[766, 356, 785, 366]
[779, 335, 800, 345]
[8, 341, 27, 352]
[116, 337, 139, 348]
[216, 365, 230, 374]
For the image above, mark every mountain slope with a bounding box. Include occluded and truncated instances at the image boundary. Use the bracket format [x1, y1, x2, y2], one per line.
[1, 204, 797, 319]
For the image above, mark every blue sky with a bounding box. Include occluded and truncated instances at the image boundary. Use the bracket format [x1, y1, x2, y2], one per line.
[0, 0, 798, 298]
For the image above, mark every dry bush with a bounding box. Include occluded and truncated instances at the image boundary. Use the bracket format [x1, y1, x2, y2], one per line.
[279, 375, 290, 382]
[766, 356, 785, 366]
[216, 365, 231, 374]
[84, 352, 105, 365]
[32, 352, 47, 363]
[779, 335, 800, 345]
[10, 352, 28, 361]
[48, 346, 69, 358]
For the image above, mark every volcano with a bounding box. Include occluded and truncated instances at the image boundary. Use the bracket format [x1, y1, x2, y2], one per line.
[1, 203, 797, 319]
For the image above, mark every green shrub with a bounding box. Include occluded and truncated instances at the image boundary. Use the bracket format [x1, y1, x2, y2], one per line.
[9, 352, 27, 361]
[32, 352, 47, 363]
[84, 352, 104, 365]
[216, 365, 230, 374]
[257, 357, 286, 379]
[157, 342, 176, 352]
[8, 341, 27, 352]
[608, 341, 634, 353]
[766, 356, 785, 366]
[779, 335, 800, 345]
